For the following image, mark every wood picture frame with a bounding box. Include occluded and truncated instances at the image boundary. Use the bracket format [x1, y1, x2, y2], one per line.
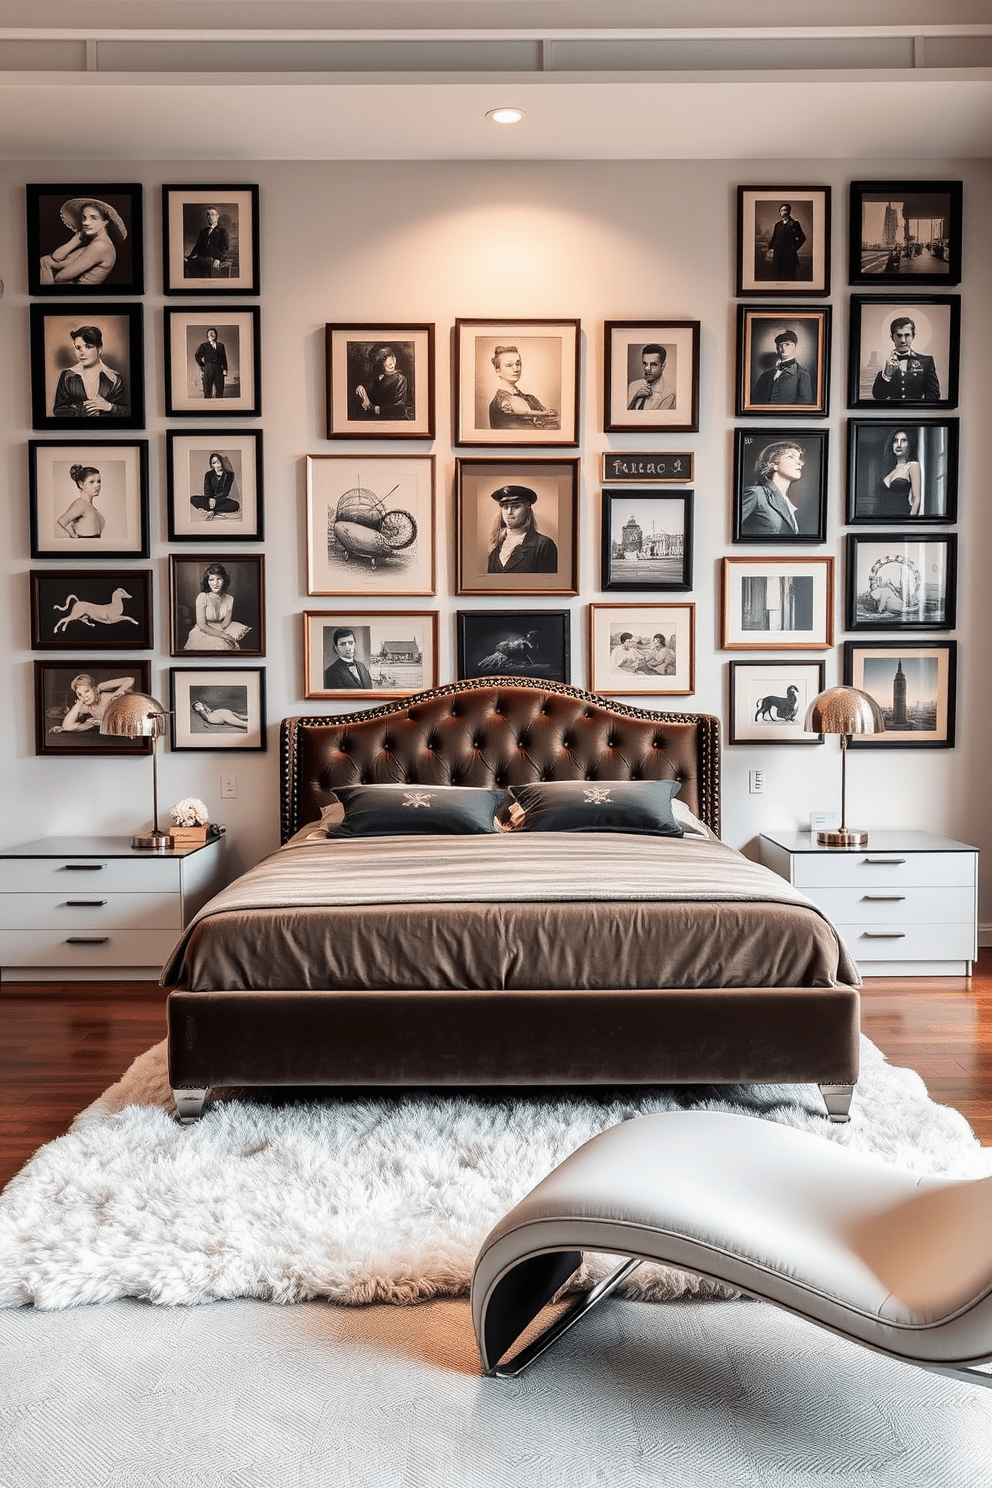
[30, 569, 153, 651]
[721, 556, 835, 650]
[848, 180, 962, 287]
[455, 458, 578, 596]
[601, 452, 694, 483]
[603, 320, 700, 432]
[164, 307, 261, 417]
[162, 184, 260, 295]
[588, 602, 695, 696]
[736, 305, 830, 418]
[306, 454, 436, 597]
[26, 182, 144, 296]
[29, 440, 149, 560]
[457, 609, 570, 683]
[843, 641, 957, 748]
[325, 323, 435, 439]
[169, 667, 266, 751]
[732, 428, 828, 543]
[601, 491, 693, 592]
[845, 533, 957, 632]
[304, 610, 439, 700]
[34, 660, 153, 756]
[848, 296, 960, 411]
[728, 659, 826, 745]
[167, 430, 264, 542]
[736, 185, 831, 297]
[846, 419, 958, 525]
[454, 318, 580, 447]
[169, 554, 265, 658]
[30, 303, 145, 432]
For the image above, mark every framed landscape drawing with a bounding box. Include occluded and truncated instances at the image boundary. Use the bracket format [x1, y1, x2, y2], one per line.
[736, 186, 831, 296]
[306, 454, 436, 597]
[728, 659, 826, 745]
[30, 569, 153, 651]
[30, 303, 145, 431]
[325, 323, 435, 439]
[848, 180, 961, 287]
[736, 306, 830, 417]
[169, 554, 265, 658]
[35, 661, 152, 756]
[26, 182, 143, 296]
[601, 491, 693, 592]
[457, 609, 570, 683]
[304, 610, 439, 700]
[843, 641, 956, 748]
[454, 318, 580, 447]
[29, 440, 149, 559]
[167, 430, 264, 542]
[848, 296, 959, 410]
[164, 307, 261, 417]
[845, 534, 956, 632]
[170, 667, 266, 751]
[162, 184, 260, 295]
[732, 428, 828, 543]
[846, 419, 957, 524]
[589, 603, 694, 697]
[721, 556, 834, 650]
[603, 321, 700, 432]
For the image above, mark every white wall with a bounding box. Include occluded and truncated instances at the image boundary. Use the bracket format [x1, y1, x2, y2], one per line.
[3, 157, 990, 910]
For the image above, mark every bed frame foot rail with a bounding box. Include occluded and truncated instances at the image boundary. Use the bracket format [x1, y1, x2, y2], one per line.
[173, 1087, 210, 1124]
[818, 1083, 854, 1123]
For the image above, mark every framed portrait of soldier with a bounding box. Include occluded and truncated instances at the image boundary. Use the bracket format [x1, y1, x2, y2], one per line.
[26, 183, 143, 296]
[732, 429, 828, 544]
[454, 318, 580, 447]
[455, 458, 578, 596]
[736, 186, 830, 297]
[603, 321, 700, 433]
[162, 185, 260, 295]
[30, 303, 145, 432]
[325, 324, 435, 439]
[848, 296, 959, 411]
[164, 307, 261, 417]
[848, 181, 962, 287]
[846, 419, 958, 525]
[736, 306, 830, 418]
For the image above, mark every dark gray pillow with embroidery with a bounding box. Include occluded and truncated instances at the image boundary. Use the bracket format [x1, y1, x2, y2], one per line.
[327, 784, 505, 837]
[507, 780, 683, 836]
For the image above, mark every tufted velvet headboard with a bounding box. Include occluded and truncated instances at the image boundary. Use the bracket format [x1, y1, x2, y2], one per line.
[280, 677, 721, 842]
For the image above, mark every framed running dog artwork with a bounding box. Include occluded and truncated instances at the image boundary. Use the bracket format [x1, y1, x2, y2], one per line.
[727, 659, 826, 745]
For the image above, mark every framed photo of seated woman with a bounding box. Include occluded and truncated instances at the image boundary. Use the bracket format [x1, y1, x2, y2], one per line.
[30, 303, 145, 432]
[169, 554, 265, 658]
[167, 430, 264, 542]
[454, 318, 580, 447]
[26, 183, 143, 296]
[325, 324, 435, 439]
[455, 458, 578, 596]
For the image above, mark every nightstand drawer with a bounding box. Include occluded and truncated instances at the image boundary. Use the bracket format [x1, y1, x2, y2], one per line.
[0, 928, 180, 969]
[809, 885, 973, 927]
[6, 892, 183, 932]
[0, 857, 182, 894]
[792, 851, 975, 891]
[836, 920, 977, 963]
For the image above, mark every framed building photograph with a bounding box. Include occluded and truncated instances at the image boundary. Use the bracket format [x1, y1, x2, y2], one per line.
[34, 660, 153, 756]
[601, 491, 693, 592]
[29, 440, 149, 560]
[848, 180, 962, 287]
[843, 641, 956, 748]
[164, 307, 261, 417]
[455, 458, 578, 596]
[167, 431, 264, 542]
[848, 296, 959, 410]
[30, 303, 145, 431]
[26, 183, 143, 296]
[588, 603, 694, 696]
[169, 667, 266, 751]
[30, 569, 153, 651]
[306, 454, 436, 597]
[732, 428, 828, 543]
[603, 321, 700, 432]
[454, 318, 580, 447]
[846, 419, 958, 524]
[169, 554, 265, 658]
[736, 186, 831, 296]
[721, 556, 835, 650]
[602, 452, 694, 483]
[736, 306, 830, 417]
[161, 185, 260, 295]
[304, 611, 439, 700]
[325, 323, 435, 439]
[457, 609, 570, 683]
[845, 534, 956, 632]
[728, 659, 826, 745]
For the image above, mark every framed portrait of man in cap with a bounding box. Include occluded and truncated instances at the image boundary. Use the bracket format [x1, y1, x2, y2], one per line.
[736, 306, 831, 417]
[26, 183, 143, 295]
[455, 458, 578, 595]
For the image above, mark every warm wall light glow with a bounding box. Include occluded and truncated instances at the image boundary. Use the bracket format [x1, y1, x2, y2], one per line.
[486, 107, 524, 125]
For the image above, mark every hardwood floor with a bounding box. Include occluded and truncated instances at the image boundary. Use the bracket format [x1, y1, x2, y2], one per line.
[1, 959, 990, 1190]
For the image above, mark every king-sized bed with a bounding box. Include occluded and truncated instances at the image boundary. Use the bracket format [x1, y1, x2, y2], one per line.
[163, 678, 861, 1122]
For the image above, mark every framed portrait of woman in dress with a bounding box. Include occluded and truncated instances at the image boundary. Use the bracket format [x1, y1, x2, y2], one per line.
[454, 319, 580, 447]
[30, 569, 153, 651]
[29, 440, 149, 559]
[26, 183, 144, 296]
[169, 554, 265, 658]
[455, 458, 578, 596]
[167, 430, 264, 542]
[161, 185, 260, 295]
[30, 303, 145, 432]
[164, 307, 261, 418]
[846, 419, 958, 524]
[169, 668, 266, 751]
[325, 324, 435, 439]
[34, 660, 153, 756]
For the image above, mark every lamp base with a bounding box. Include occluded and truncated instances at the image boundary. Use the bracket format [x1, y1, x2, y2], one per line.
[131, 830, 172, 852]
[816, 827, 868, 848]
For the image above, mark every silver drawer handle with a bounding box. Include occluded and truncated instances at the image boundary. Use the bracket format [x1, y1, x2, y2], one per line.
[65, 936, 110, 945]
[862, 857, 906, 866]
[861, 931, 907, 939]
[65, 899, 108, 907]
[862, 895, 906, 902]
[62, 863, 106, 872]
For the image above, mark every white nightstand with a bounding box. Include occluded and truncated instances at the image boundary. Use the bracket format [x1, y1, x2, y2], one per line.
[0, 834, 226, 982]
[758, 829, 979, 976]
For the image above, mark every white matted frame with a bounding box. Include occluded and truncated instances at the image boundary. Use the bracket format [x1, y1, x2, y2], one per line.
[603, 321, 700, 433]
[456, 457, 578, 596]
[728, 659, 826, 745]
[736, 186, 831, 296]
[162, 185, 259, 295]
[167, 430, 263, 542]
[454, 318, 580, 447]
[325, 323, 435, 439]
[164, 307, 261, 417]
[589, 602, 695, 696]
[306, 455, 436, 597]
[29, 439, 149, 559]
[304, 610, 439, 701]
[722, 556, 834, 650]
[843, 640, 956, 749]
[169, 667, 266, 751]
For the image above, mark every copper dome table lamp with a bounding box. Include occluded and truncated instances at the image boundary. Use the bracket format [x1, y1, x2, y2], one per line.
[100, 691, 172, 850]
[804, 685, 884, 848]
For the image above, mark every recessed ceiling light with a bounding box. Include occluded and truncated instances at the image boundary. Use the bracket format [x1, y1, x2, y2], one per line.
[486, 107, 524, 125]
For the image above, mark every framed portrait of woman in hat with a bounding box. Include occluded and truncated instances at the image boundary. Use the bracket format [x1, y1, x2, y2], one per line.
[26, 183, 143, 295]
[455, 458, 579, 596]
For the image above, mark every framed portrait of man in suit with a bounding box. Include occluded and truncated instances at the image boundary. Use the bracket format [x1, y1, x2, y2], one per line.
[162, 185, 260, 295]
[736, 306, 831, 418]
[303, 611, 438, 700]
[736, 185, 831, 297]
[732, 428, 829, 544]
[848, 296, 960, 411]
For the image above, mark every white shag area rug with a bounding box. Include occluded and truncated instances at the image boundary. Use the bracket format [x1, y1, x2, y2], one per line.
[2, 1036, 990, 1313]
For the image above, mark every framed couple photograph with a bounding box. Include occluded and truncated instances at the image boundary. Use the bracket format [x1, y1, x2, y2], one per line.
[30, 569, 153, 651]
[169, 668, 266, 752]
[30, 304, 145, 432]
[728, 659, 826, 745]
[167, 430, 264, 542]
[588, 603, 695, 697]
[732, 429, 828, 543]
[26, 183, 143, 296]
[29, 440, 149, 559]
[848, 296, 960, 410]
[325, 323, 435, 439]
[454, 318, 580, 447]
[845, 534, 957, 631]
[721, 556, 835, 650]
[163, 307, 261, 417]
[34, 661, 153, 756]
[306, 454, 436, 597]
[843, 641, 957, 749]
[601, 491, 693, 592]
[603, 321, 700, 433]
[457, 610, 570, 684]
[169, 554, 265, 658]
[736, 186, 831, 297]
[735, 306, 830, 417]
[848, 180, 962, 287]
[846, 419, 958, 524]
[161, 185, 260, 295]
[303, 611, 439, 700]
[455, 458, 578, 596]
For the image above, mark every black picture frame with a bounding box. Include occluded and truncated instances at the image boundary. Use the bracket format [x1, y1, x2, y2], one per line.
[736, 306, 830, 418]
[169, 554, 266, 658]
[848, 180, 962, 287]
[456, 609, 570, 683]
[736, 185, 831, 297]
[162, 185, 260, 295]
[26, 183, 144, 296]
[732, 428, 828, 543]
[29, 440, 150, 560]
[164, 307, 261, 418]
[34, 660, 153, 756]
[846, 533, 957, 632]
[455, 458, 579, 597]
[30, 569, 153, 651]
[453, 318, 581, 448]
[30, 303, 145, 432]
[728, 659, 827, 745]
[843, 641, 957, 748]
[603, 320, 700, 433]
[848, 296, 960, 411]
[169, 667, 267, 751]
[846, 419, 958, 525]
[601, 491, 693, 591]
[167, 430, 265, 542]
[325, 323, 435, 439]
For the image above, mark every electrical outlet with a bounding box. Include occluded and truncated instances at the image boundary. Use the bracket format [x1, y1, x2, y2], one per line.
[749, 769, 764, 795]
[221, 773, 237, 799]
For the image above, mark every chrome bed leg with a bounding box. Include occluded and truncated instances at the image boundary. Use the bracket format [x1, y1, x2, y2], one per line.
[819, 1083, 854, 1123]
[173, 1087, 210, 1124]
[488, 1257, 643, 1379]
